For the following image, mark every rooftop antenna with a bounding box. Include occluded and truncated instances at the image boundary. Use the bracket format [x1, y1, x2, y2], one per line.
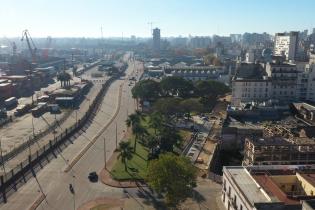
[100, 26, 104, 55]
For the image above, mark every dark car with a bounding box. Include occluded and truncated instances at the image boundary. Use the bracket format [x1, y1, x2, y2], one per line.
[88, 171, 98, 182]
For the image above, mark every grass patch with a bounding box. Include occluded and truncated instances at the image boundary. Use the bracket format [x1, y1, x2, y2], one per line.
[110, 116, 151, 181]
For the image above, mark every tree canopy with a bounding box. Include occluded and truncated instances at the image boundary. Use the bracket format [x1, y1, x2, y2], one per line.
[195, 80, 230, 98]
[153, 97, 182, 116]
[131, 79, 160, 101]
[146, 153, 197, 207]
[204, 54, 222, 66]
[117, 141, 133, 171]
[160, 76, 194, 98]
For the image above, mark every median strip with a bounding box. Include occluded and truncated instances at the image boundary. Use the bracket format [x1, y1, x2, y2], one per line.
[64, 83, 124, 172]
[27, 193, 45, 210]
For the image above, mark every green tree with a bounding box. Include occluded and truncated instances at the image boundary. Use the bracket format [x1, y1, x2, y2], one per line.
[195, 80, 230, 98]
[132, 124, 148, 151]
[117, 141, 133, 171]
[160, 76, 194, 98]
[57, 71, 71, 88]
[126, 111, 143, 128]
[180, 98, 204, 120]
[146, 134, 159, 155]
[131, 79, 161, 101]
[153, 97, 182, 117]
[126, 111, 146, 152]
[159, 126, 182, 152]
[146, 153, 197, 207]
[204, 54, 222, 66]
[149, 111, 164, 134]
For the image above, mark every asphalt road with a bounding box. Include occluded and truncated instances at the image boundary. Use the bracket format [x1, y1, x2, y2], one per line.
[0, 65, 105, 174]
[0, 56, 145, 210]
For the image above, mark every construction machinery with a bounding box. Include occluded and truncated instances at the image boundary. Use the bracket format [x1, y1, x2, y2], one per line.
[21, 29, 37, 64]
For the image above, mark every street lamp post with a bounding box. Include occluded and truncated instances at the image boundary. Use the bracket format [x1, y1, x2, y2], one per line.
[115, 122, 118, 149]
[104, 137, 106, 169]
[32, 116, 35, 137]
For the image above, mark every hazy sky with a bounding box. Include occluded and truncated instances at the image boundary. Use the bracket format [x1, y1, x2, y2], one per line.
[1, 0, 315, 38]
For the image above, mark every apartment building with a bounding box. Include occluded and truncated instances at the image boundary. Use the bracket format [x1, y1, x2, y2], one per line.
[231, 59, 315, 107]
[266, 62, 299, 103]
[231, 63, 271, 107]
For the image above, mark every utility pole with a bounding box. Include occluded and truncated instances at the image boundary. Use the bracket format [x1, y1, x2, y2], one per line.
[32, 116, 35, 137]
[75, 110, 78, 124]
[0, 138, 6, 175]
[115, 122, 118, 149]
[72, 174, 75, 210]
[103, 138, 106, 169]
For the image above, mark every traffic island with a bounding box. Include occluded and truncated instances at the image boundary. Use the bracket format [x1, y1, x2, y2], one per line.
[99, 140, 147, 188]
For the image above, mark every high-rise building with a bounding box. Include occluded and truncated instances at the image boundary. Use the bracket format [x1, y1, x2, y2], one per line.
[152, 28, 160, 53]
[189, 36, 211, 48]
[274, 31, 299, 61]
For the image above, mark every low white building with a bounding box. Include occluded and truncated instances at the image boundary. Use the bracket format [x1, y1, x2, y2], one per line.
[231, 63, 271, 107]
[222, 165, 315, 210]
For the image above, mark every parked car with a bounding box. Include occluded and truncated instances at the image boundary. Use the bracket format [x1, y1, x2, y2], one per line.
[5, 97, 18, 109]
[88, 171, 98, 182]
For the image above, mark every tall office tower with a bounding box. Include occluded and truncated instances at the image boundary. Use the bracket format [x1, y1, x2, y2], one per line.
[152, 28, 161, 53]
[274, 31, 298, 61]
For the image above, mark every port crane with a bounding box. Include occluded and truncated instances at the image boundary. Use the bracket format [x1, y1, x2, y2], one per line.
[21, 29, 37, 64]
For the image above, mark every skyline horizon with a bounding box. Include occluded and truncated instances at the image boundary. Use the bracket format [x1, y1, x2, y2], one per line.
[1, 0, 315, 38]
[1, 27, 314, 39]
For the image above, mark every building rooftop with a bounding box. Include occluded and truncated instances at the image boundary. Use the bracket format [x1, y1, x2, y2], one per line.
[234, 63, 267, 80]
[225, 165, 315, 209]
[224, 166, 273, 205]
[247, 136, 315, 146]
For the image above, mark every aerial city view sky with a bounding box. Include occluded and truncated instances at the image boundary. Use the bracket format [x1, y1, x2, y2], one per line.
[0, 0, 315, 37]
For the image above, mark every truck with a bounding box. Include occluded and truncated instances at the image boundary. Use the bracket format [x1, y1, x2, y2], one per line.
[14, 104, 32, 116]
[31, 102, 48, 118]
[48, 104, 61, 114]
[0, 108, 7, 119]
[4, 97, 18, 109]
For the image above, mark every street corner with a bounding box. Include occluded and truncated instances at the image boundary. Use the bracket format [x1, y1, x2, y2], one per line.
[99, 166, 143, 189]
[77, 197, 124, 210]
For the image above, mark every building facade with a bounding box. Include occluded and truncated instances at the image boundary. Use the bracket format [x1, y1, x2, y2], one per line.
[222, 165, 315, 210]
[231, 63, 271, 107]
[274, 32, 299, 61]
[152, 28, 161, 53]
[243, 136, 315, 166]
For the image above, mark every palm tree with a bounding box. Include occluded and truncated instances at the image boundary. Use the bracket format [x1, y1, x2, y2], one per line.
[125, 111, 144, 127]
[126, 111, 147, 152]
[117, 141, 133, 171]
[132, 124, 148, 152]
[149, 111, 164, 134]
[57, 71, 71, 88]
[146, 135, 159, 154]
